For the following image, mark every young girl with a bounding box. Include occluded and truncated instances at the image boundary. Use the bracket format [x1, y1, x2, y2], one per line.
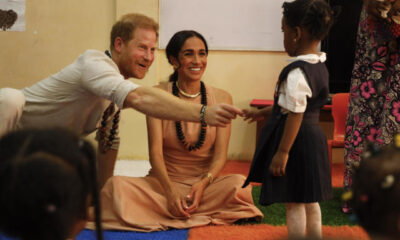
[0, 128, 103, 240]
[243, 0, 334, 238]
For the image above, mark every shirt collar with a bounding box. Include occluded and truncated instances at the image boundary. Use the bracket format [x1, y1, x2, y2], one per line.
[287, 52, 326, 64]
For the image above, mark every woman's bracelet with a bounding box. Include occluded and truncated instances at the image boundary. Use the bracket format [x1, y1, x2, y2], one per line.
[200, 105, 207, 126]
[203, 172, 213, 184]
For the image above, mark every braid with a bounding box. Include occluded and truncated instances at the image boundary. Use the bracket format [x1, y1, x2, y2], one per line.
[283, 0, 333, 40]
[0, 129, 103, 240]
[1, 152, 82, 240]
[169, 70, 179, 82]
[351, 142, 400, 238]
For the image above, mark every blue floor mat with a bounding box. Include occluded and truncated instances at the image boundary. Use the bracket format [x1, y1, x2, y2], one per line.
[1, 229, 189, 240]
[76, 229, 189, 240]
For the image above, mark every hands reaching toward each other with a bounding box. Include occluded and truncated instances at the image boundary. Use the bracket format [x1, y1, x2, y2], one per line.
[269, 150, 289, 177]
[242, 108, 265, 123]
[205, 104, 243, 127]
[242, 106, 272, 123]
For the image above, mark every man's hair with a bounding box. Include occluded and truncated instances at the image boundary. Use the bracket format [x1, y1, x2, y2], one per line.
[110, 13, 159, 50]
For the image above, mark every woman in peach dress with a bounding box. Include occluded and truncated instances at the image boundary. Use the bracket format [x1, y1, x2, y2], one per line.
[91, 30, 263, 232]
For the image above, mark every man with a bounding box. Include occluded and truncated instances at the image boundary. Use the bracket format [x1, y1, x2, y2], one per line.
[0, 13, 242, 187]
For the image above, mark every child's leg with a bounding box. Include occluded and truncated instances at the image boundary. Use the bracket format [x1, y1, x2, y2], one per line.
[286, 203, 306, 239]
[305, 202, 322, 239]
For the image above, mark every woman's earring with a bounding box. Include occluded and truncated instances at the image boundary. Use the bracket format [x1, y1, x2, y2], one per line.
[293, 38, 297, 42]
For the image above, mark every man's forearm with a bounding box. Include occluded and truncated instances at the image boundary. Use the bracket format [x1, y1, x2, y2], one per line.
[124, 86, 202, 122]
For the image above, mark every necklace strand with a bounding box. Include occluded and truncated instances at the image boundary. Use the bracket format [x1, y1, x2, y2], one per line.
[99, 50, 121, 153]
[173, 81, 207, 151]
[176, 81, 201, 98]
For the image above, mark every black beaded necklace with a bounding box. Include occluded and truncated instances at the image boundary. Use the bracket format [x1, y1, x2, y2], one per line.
[98, 102, 120, 153]
[172, 81, 207, 151]
[98, 50, 121, 153]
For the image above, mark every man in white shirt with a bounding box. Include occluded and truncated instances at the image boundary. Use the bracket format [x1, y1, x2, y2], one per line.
[0, 13, 242, 187]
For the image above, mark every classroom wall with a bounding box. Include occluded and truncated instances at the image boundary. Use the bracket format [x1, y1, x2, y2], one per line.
[0, 0, 288, 161]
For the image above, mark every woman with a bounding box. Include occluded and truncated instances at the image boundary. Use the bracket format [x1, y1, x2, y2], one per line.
[343, 0, 400, 213]
[89, 30, 263, 232]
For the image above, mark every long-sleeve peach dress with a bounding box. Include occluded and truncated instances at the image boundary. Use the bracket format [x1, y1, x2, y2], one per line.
[87, 83, 263, 232]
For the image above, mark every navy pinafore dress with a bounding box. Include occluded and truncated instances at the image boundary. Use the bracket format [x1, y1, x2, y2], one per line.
[243, 60, 333, 205]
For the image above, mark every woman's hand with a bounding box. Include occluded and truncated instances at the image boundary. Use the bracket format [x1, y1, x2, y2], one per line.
[269, 150, 289, 177]
[166, 188, 191, 218]
[365, 0, 395, 19]
[205, 104, 243, 127]
[184, 180, 207, 214]
[389, 0, 400, 23]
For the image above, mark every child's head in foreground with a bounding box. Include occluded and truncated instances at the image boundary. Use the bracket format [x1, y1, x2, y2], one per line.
[0, 128, 103, 240]
[351, 137, 400, 239]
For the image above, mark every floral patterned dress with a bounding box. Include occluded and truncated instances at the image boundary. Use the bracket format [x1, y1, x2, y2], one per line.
[344, 7, 400, 191]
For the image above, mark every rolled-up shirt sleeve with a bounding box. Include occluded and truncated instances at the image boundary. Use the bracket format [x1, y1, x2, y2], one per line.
[277, 68, 312, 113]
[80, 50, 139, 109]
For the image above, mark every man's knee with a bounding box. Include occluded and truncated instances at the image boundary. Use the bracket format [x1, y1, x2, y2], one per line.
[0, 88, 25, 136]
[0, 88, 25, 108]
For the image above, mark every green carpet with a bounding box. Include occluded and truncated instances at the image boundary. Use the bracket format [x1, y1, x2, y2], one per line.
[248, 187, 356, 226]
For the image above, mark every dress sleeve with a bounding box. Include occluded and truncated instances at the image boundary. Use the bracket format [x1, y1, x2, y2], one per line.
[80, 50, 139, 109]
[277, 67, 312, 113]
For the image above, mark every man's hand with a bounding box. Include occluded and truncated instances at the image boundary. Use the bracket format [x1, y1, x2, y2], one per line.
[205, 103, 243, 127]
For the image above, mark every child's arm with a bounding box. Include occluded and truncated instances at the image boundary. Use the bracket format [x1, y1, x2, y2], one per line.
[269, 111, 303, 176]
[242, 106, 273, 123]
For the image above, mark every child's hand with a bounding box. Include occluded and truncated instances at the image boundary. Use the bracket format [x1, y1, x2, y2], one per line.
[242, 108, 264, 123]
[269, 150, 289, 177]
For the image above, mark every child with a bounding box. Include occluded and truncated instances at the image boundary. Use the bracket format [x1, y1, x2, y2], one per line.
[350, 137, 400, 240]
[0, 128, 103, 240]
[243, 0, 334, 238]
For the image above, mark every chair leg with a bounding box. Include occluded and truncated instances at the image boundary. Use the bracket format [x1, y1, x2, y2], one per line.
[328, 141, 333, 176]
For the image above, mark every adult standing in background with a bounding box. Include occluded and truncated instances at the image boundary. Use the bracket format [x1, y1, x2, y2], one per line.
[343, 0, 400, 213]
[0, 13, 242, 188]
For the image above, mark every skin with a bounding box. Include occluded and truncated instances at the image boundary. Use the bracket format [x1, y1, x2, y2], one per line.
[146, 36, 232, 218]
[243, 18, 321, 177]
[113, 27, 156, 79]
[243, 17, 324, 239]
[97, 28, 243, 188]
[364, 0, 397, 19]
